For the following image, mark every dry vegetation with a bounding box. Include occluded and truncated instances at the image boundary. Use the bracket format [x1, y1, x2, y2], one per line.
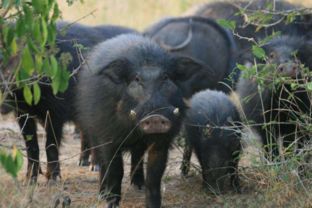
[1, 0, 312, 207]
[1, 111, 311, 208]
[56, 0, 312, 30]
[1, 113, 312, 207]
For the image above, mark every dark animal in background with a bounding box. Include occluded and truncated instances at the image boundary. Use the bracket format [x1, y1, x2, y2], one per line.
[144, 16, 238, 93]
[188, 0, 312, 64]
[181, 89, 242, 193]
[236, 36, 312, 160]
[76, 34, 217, 208]
[0, 21, 137, 182]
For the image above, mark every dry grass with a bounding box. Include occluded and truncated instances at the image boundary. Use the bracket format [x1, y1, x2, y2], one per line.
[57, 0, 312, 31]
[1, 114, 312, 207]
[1, 0, 312, 207]
[57, 0, 204, 30]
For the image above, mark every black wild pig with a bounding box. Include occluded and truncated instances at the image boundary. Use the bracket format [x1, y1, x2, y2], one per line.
[0, 22, 137, 182]
[188, 0, 312, 64]
[236, 36, 312, 160]
[76, 34, 217, 208]
[181, 89, 242, 193]
[144, 16, 238, 93]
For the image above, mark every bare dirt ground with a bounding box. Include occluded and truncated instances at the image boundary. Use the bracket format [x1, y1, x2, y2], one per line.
[0, 114, 312, 208]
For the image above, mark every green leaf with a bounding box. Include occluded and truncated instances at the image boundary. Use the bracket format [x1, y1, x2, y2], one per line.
[51, 64, 70, 94]
[42, 58, 50, 75]
[286, 13, 296, 24]
[35, 54, 43, 73]
[23, 85, 33, 105]
[14, 149, 23, 176]
[23, 5, 33, 29]
[21, 46, 34, 75]
[290, 82, 298, 90]
[10, 37, 18, 55]
[3, 155, 17, 177]
[26, 135, 33, 141]
[306, 82, 312, 92]
[236, 64, 249, 71]
[16, 17, 25, 37]
[47, 21, 57, 44]
[33, 82, 41, 105]
[28, 39, 40, 54]
[33, 20, 42, 43]
[217, 19, 236, 31]
[41, 17, 48, 47]
[49, 55, 58, 77]
[32, 0, 43, 12]
[51, 76, 60, 95]
[4, 27, 15, 47]
[2, 26, 9, 42]
[51, 3, 60, 21]
[51, 63, 60, 94]
[0, 146, 24, 178]
[58, 67, 70, 92]
[18, 66, 30, 81]
[252, 45, 266, 60]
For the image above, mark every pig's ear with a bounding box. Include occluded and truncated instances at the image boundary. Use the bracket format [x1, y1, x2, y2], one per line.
[169, 56, 217, 98]
[298, 42, 312, 70]
[98, 59, 131, 84]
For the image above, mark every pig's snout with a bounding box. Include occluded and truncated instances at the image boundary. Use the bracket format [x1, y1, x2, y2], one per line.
[0, 104, 12, 115]
[277, 62, 299, 78]
[139, 114, 172, 134]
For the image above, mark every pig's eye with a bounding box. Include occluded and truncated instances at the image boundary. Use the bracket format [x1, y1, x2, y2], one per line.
[134, 75, 141, 83]
[269, 52, 275, 59]
[162, 74, 169, 81]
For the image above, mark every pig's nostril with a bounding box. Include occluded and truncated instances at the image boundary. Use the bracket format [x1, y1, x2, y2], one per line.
[139, 114, 172, 134]
[279, 67, 284, 72]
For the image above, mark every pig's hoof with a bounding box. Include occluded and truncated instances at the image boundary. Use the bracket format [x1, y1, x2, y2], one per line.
[47, 174, 61, 186]
[78, 158, 90, 166]
[131, 176, 145, 191]
[89, 164, 100, 172]
[107, 203, 119, 208]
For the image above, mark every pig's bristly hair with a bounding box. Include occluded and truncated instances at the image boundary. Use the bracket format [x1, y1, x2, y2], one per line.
[186, 89, 240, 127]
[86, 34, 169, 74]
[76, 34, 184, 145]
[56, 21, 137, 47]
[263, 35, 304, 51]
